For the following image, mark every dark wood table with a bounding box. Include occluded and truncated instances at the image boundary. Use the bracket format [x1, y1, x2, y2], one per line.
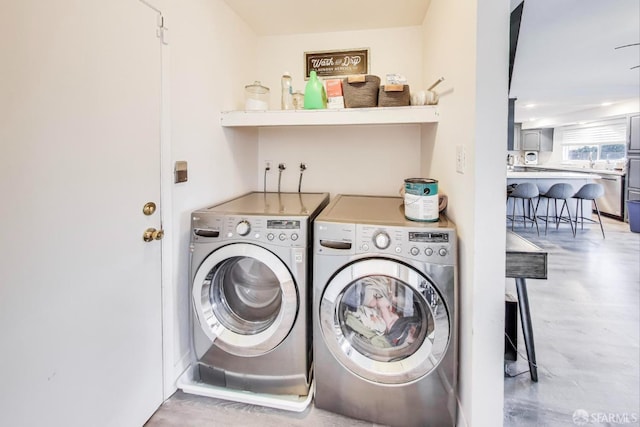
[505, 231, 548, 382]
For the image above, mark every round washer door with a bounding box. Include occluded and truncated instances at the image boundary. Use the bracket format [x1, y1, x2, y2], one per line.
[319, 258, 450, 384]
[193, 243, 298, 357]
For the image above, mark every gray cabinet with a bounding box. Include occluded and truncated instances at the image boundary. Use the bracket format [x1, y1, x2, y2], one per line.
[625, 114, 639, 221]
[521, 128, 553, 151]
[507, 98, 520, 151]
[629, 114, 639, 153]
[513, 123, 522, 151]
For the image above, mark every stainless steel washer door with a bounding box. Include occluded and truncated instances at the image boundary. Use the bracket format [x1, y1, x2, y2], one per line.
[319, 258, 450, 384]
[193, 243, 298, 357]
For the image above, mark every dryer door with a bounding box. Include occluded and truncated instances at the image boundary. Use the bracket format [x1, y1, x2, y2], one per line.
[319, 258, 450, 384]
[193, 243, 298, 357]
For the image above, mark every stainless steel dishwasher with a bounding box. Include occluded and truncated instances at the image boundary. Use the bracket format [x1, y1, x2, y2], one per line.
[598, 174, 625, 220]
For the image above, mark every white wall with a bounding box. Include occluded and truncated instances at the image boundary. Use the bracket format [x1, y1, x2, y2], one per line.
[422, 1, 508, 426]
[164, 0, 259, 386]
[257, 125, 421, 196]
[253, 27, 426, 196]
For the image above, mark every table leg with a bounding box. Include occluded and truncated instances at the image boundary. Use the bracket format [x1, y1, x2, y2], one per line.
[515, 277, 538, 382]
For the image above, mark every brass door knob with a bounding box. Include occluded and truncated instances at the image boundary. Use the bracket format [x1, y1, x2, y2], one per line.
[143, 227, 164, 242]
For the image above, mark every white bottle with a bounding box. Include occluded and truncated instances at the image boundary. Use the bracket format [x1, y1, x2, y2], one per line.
[281, 72, 293, 110]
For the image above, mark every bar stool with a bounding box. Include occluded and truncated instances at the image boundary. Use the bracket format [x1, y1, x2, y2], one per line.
[573, 183, 605, 238]
[535, 183, 575, 236]
[507, 182, 539, 235]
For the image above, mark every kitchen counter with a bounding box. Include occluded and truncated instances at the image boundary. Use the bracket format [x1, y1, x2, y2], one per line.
[514, 164, 625, 177]
[507, 170, 602, 180]
[508, 165, 626, 219]
[507, 171, 601, 218]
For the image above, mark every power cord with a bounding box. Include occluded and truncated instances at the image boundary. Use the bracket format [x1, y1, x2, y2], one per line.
[277, 163, 286, 193]
[298, 163, 307, 192]
[504, 332, 546, 378]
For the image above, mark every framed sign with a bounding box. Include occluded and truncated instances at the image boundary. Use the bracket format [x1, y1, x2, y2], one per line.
[304, 48, 370, 79]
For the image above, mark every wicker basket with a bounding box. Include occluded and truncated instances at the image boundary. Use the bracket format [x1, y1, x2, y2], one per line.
[342, 75, 381, 108]
[378, 84, 410, 107]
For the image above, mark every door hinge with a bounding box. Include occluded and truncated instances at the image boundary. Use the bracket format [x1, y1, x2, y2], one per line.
[139, 0, 169, 45]
[157, 15, 169, 45]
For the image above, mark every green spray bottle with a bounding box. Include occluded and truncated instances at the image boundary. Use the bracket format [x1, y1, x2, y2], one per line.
[303, 70, 327, 109]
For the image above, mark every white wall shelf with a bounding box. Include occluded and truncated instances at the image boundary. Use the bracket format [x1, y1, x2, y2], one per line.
[220, 106, 439, 127]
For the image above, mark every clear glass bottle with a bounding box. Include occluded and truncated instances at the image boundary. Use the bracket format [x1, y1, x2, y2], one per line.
[281, 72, 293, 110]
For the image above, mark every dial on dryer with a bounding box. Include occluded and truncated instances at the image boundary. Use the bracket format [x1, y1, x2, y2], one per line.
[236, 220, 251, 236]
[373, 231, 391, 249]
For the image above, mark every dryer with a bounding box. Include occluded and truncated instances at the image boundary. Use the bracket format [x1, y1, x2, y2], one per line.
[313, 194, 458, 427]
[190, 191, 329, 397]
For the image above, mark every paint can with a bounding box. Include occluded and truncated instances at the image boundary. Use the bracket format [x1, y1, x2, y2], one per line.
[404, 178, 439, 222]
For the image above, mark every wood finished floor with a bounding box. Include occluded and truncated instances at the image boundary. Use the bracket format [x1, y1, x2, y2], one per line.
[146, 216, 639, 427]
[503, 215, 640, 427]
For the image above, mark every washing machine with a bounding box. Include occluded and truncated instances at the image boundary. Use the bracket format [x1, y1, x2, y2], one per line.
[313, 194, 458, 427]
[190, 191, 329, 397]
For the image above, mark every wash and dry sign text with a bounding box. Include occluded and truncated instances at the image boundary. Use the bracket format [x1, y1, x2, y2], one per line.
[304, 48, 370, 79]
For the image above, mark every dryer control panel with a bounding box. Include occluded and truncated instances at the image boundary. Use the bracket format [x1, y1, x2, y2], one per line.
[314, 221, 456, 265]
[357, 224, 456, 265]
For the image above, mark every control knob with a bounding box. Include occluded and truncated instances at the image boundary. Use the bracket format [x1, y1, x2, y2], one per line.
[410, 247, 420, 256]
[425, 247, 434, 256]
[373, 231, 391, 250]
[235, 220, 251, 236]
[439, 248, 448, 256]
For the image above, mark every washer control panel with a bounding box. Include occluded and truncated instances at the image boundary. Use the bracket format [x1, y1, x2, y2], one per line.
[357, 224, 455, 264]
[191, 214, 305, 247]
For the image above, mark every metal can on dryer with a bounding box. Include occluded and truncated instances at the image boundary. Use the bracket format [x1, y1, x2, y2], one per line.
[403, 178, 439, 222]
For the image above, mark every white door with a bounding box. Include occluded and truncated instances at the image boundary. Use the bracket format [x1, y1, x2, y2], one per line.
[0, 1, 164, 426]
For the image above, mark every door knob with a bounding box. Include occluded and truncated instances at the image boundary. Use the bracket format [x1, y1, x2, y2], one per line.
[143, 227, 164, 242]
[143, 202, 157, 216]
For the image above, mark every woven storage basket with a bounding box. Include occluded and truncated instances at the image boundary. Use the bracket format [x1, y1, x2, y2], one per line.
[378, 85, 410, 107]
[342, 75, 381, 108]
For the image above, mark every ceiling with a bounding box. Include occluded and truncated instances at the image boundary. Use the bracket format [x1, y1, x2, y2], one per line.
[222, 0, 639, 124]
[220, 0, 432, 36]
[510, 0, 640, 124]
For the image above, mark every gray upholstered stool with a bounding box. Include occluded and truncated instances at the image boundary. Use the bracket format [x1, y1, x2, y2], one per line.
[507, 182, 539, 235]
[573, 183, 605, 238]
[535, 183, 575, 236]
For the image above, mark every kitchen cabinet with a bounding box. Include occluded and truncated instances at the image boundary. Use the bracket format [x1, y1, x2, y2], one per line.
[507, 98, 517, 150]
[220, 106, 439, 127]
[629, 114, 640, 153]
[521, 128, 553, 151]
[626, 114, 640, 221]
[513, 123, 522, 150]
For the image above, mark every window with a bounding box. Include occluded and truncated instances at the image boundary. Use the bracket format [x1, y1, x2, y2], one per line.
[557, 118, 627, 162]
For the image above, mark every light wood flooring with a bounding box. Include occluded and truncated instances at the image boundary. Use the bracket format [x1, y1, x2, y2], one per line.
[503, 215, 639, 426]
[146, 216, 639, 427]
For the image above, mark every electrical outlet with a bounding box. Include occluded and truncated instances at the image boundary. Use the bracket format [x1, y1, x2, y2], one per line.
[456, 145, 466, 174]
[264, 160, 272, 171]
